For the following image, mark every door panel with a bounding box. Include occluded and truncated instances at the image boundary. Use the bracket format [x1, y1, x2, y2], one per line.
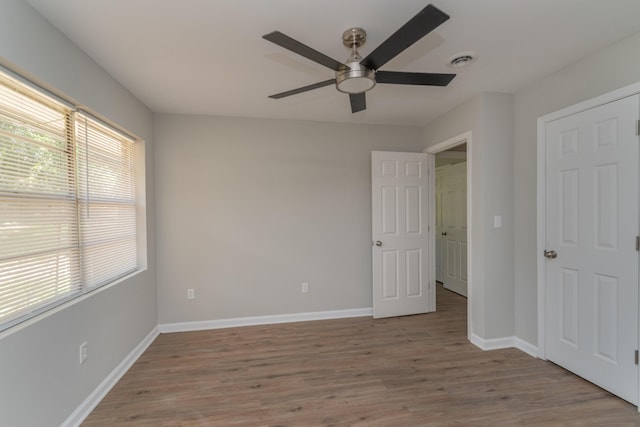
[545, 94, 639, 404]
[382, 250, 399, 299]
[406, 249, 422, 297]
[372, 151, 430, 318]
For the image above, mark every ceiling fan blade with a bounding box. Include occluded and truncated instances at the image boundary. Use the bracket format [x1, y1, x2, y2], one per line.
[376, 71, 455, 86]
[349, 93, 366, 113]
[263, 31, 347, 71]
[268, 79, 335, 99]
[361, 4, 450, 70]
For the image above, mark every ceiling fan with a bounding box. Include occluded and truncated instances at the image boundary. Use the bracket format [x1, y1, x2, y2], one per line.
[262, 3, 456, 113]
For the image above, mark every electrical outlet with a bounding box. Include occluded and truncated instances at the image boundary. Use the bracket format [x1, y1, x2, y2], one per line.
[79, 341, 88, 364]
[187, 288, 195, 299]
[301, 282, 309, 293]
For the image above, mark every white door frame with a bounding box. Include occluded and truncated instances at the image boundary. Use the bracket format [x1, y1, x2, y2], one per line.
[425, 131, 473, 337]
[537, 81, 640, 407]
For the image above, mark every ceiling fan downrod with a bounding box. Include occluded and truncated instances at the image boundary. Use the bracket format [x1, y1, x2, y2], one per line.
[343, 27, 366, 61]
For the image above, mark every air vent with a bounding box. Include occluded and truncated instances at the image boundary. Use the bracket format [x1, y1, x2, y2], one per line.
[448, 52, 477, 69]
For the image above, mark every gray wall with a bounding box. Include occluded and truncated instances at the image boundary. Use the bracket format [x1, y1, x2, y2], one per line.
[0, 2, 156, 426]
[422, 92, 514, 340]
[513, 31, 640, 345]
[154, 115, 423, 324]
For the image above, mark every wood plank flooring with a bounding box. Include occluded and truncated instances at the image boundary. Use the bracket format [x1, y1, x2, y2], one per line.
[83, 286, 640, 426]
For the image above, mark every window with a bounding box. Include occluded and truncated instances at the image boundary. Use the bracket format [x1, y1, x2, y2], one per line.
[0, 70, 140, 331]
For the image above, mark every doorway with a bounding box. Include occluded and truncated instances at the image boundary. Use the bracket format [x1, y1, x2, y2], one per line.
[435, 144, 467, 297]
[426, 131, 472, 335]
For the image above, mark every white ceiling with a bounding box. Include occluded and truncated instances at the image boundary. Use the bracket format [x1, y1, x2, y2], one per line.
[25, 0, 640, 126]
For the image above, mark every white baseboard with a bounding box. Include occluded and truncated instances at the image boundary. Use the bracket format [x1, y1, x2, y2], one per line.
[513, 337, 539, 357]
[158, 307, 373, 333]
[470, 333, 538, 358]
[469, 333, 514, 350]
[61, 326, 160, 427]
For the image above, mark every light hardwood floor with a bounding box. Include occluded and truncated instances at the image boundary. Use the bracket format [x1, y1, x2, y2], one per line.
[83, 286, 640, 426]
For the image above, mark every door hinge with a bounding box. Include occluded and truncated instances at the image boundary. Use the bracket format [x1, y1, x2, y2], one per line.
[635, 350, 638, 365]
[636, 120, 640, 136]
[636, 236, 639, 251]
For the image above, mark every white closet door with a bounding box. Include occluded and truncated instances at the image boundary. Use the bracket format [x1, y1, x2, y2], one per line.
[545, 94, 639, 404]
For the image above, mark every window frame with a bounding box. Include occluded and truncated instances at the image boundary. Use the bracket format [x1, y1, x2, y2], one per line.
[0, 66, 146, 333]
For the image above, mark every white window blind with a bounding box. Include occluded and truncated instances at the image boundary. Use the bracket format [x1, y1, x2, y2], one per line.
[75, 113, 137, 289]
[0, 71, 139, 330]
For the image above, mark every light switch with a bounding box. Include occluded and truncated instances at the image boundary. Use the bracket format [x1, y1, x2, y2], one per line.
[494, 215, 502, 228]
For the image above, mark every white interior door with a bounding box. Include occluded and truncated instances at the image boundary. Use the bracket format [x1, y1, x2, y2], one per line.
[372, 151, 431, 318]
[439, 162, 467, 296]
[544, 94, 639, 404]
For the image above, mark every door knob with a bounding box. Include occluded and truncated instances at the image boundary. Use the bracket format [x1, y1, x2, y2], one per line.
[441, 232, 447, 236]
[543, 250, 557, 259]
[374, 241, 383, 247]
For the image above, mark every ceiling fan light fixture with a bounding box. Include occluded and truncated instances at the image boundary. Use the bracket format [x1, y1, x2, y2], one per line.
[336, 75, 376, 94]
[336, 67, 376, 94]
